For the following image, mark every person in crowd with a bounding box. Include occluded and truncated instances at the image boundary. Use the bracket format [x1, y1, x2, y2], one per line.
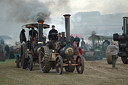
[20, 29, 26, 43]
[81, 38, 85, 48]
[70, 34, 74, 45]
[74, 35, 80, 47]
[58, 33, 62, 40]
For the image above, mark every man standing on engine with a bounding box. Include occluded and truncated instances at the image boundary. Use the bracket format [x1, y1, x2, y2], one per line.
[48, 25, 58, 41]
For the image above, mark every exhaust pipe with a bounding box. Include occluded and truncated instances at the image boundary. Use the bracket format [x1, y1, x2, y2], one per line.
[37, 17, 44, 42]
[123, 17, 128, 35]
[63, 14, 71, 43]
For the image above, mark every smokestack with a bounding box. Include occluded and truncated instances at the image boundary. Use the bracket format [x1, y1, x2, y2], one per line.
[63, 14, 71, 43]
[37, 17, 44, 42]
[123, 17, 128, 35]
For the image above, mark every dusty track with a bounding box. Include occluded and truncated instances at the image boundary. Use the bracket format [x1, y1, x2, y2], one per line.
[0, 58, 128, 85]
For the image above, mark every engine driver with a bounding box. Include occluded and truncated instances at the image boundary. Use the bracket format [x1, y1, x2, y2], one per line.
[48, 25, 58, 41]
[48, 25, 58, 49]
[29, 27, 38, 42]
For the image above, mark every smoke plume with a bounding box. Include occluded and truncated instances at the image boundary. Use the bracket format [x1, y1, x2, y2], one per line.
[45, 0, 71, 16]
[0, 0, 50, 23]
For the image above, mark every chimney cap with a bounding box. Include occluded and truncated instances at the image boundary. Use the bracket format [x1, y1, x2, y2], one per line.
[64, 14, 71, 18]
[123, 17, 128, 19]
[37, 16, 44, 22]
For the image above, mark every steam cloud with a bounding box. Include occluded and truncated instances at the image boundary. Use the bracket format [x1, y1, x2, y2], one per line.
[41, 0, 71, 16]
[0, 0, 50, 23]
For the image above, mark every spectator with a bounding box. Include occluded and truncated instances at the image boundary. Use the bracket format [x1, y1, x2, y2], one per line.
[70, 34, 74, 45]
[74, 35, 80, 47]
[58, 33, 62, 40]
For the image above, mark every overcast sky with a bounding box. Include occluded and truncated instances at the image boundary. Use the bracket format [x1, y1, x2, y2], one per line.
[39, 0, 128, 15]
[70, 0, 128, 14]
[0, 0, 128, 45]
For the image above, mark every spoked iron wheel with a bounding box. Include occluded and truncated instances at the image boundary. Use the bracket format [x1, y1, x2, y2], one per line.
[27, 54, 33, 71]
[76, 55, 84, 74]
[56, 56, 63, 75]
[41, 58, 51, 73]
[38, 46, 51, 73]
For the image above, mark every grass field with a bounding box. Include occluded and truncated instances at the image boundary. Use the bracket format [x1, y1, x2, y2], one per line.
[0, 59, 128, 85]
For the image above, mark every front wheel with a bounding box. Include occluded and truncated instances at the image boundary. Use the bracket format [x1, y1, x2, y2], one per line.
[56, 56, 63, 75]
[40, 58, 51, 73]
[27, 54, 33, 71]
[76, 55, 84, 74]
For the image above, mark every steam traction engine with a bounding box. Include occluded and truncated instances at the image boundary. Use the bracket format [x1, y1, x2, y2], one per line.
[38, 14, 84, 74]
[18, 18, 49, 71]
[113, 17, 128, 64]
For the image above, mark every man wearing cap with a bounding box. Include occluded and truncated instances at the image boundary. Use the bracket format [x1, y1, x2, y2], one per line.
[48, 25, 58, 41]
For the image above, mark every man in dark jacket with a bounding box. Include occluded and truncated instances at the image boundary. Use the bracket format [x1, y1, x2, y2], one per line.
[48, 25, 58, 41]
[74, 35, 80, 47]
[20, 29, 26, 43]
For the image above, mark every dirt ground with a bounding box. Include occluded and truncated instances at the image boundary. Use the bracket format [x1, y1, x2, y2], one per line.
[0, 58, 128, 85]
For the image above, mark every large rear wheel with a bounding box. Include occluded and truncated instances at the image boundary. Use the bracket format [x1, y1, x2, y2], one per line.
[21, 58, 27, 69]
[21, 44, 27, 69]
[121, 57, 128, 64]
[16, 55, 20, 68]
[76, 55, 84, 74]
[56, 56, 63, 75]
[106, 48, 112, 64]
